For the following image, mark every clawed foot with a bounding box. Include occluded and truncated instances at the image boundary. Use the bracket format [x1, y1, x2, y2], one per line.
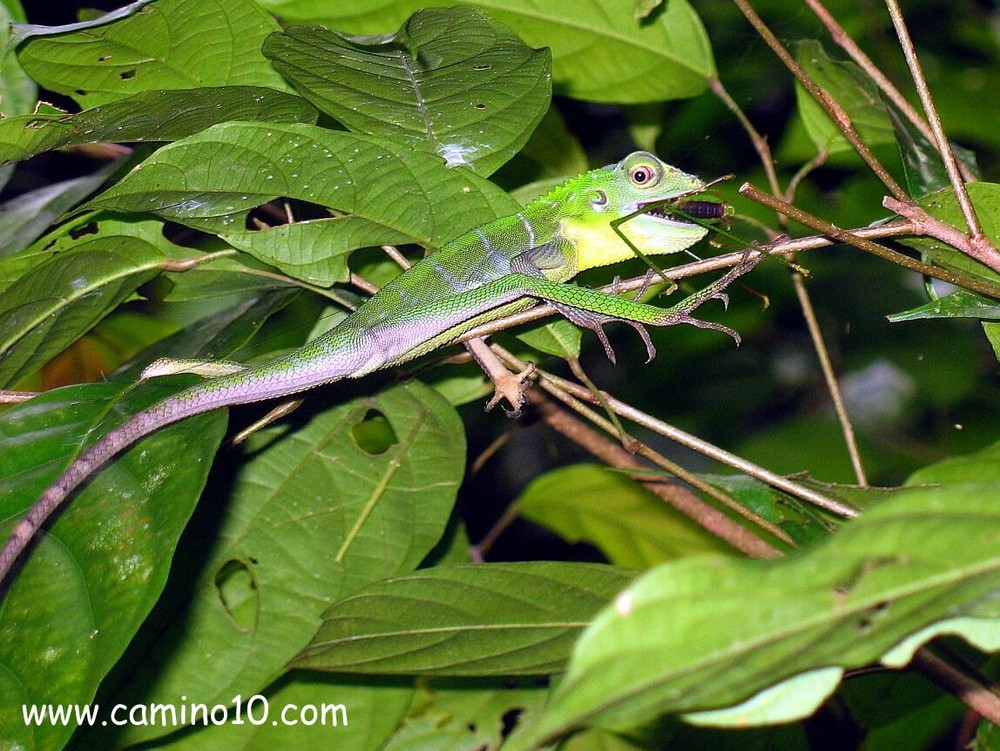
[485, 362, 535, 417]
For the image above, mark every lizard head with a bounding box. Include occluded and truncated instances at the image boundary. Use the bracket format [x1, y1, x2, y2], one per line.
[557, 151, 714, 272]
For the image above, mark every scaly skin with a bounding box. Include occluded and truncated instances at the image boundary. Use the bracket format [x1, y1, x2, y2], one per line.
[0, 152, 754, 582]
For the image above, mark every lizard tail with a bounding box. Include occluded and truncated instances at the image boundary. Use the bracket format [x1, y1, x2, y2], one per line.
[0, 341, 366, 586]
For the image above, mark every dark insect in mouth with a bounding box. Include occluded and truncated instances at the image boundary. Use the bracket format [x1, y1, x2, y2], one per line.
[674, 200, 727, 219]
[645, 200, 727, 223]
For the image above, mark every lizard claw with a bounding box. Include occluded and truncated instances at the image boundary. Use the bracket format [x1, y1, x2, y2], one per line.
[485, 362, 535, 417]
[626, 322, 657, 363]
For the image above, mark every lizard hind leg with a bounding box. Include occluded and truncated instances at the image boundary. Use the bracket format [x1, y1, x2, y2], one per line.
[550, 302, 657, 365]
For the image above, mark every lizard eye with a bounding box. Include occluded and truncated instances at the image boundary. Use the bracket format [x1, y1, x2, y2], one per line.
[629, 163, 659, 187]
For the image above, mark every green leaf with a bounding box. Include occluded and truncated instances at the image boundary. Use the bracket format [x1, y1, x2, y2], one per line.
[90, 381, 464, 747]
[294, 562, 636, 676]
[0, 218, 195, 387]
[984, 322, 1000, 362]
[114, 288, 302, 379]
[260, 0, 715, 104]
[0, 160, 118, 256]
[506, 444, 1000, 748]
[221, 219, 409, 287]
[15, 0, 288, 108]
[517, 465, 731, 567]
[794, 40, 895, 156]
[699, 473, 834, 546]
[0, 0, 36, 119]
[888, 289, 1000, 322]
[88, 122, 521, 246]
[481, 0, 717, 103]
[263, 8, 551, 175]
[0, 381, 226, 750]
[0, 87, 317, 166]
[515, 318, 582, 359]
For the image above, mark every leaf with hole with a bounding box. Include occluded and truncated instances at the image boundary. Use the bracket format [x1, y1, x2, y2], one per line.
[87, 381, 464, 747]
[15, 0, 288, 108]
[263, 7, 550, 175]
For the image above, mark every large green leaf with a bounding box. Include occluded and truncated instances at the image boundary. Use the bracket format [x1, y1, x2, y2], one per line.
[86, 381, 464, 746]
[506, 441, 1000, 749]
[294, 562, 636, 676]
[0, 87, 317, 166]
[0, 381, 226, 751]
[88, 122, 521, 250]
[14, 0, 288, 108]
[516, 465, 731, 567]
[258, 0, 715, 104]
[794, 40, 895, 156]
[263, 8, 550, 175]
[0, 218, 197, 387]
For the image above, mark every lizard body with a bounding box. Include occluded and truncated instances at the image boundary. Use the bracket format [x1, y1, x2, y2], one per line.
[0, 152, 752, 581]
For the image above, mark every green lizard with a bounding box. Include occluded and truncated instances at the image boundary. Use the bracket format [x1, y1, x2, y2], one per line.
[0, 151, 756, 582]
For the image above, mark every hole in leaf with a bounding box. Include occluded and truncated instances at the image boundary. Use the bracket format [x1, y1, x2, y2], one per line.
[120, 69, 136, 80]
[214, 558, 258, 632]
[75, 89, 87, 96]
[854, 601, 889, 634]
[70, 222, 99, 240]
[471, 64, 491, 71]
[98, 54, 111, 62]
[351, 409, 397, 455]
[474, 102, 486, 110]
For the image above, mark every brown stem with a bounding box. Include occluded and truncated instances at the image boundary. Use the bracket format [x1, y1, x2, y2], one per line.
[741, 183, 1000, 299]
[532, 391, 783, 558]
[708, 77, 781, 199]
[913, 649, 1000, 725]
[792, 273, 868, 486]
[883, 197, 1000, 276]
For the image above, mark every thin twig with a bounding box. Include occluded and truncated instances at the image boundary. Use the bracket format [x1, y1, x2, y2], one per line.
[741, 183, 1000, 299]
[729, 0, 908, 201]
[531, 390, 784, 558]
[913, 649, 1000, 725]
[802, 0, 940, 152]
[458, 222, 920, 343]
[708, 77, 781, 199]
[543, 372, 857, 517]
[883, 0, 984, 241]
[532, 376, 796, 548]
[884, 197, 1000, 275]
[792, 273, 868, 486]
